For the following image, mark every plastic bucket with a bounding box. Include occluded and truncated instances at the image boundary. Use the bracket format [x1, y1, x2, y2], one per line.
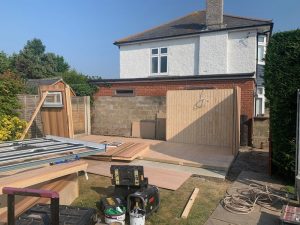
[104, 207, 126, 225]
[104, 213, 125, 225]
[130, 209, 146, 225]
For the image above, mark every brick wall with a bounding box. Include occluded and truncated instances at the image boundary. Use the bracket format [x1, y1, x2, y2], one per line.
[17, 94, 44, 138]
[92, 96, 166, 137]
[95, 79, 255, 120]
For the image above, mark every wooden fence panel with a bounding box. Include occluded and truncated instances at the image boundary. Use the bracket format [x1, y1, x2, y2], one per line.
[72, 96, 90, 136]
[166, 89, 240, 153]
[17, 95, 44, 138]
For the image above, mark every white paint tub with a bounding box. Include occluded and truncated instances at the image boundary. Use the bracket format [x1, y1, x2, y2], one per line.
[130, 209, 146, 225]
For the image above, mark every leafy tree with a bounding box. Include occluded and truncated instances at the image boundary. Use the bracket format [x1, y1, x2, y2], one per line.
[264, 29, 300, 181]
[0, 51, 12, 74]
[12, 38, 69, 79]
[60, 70, 98, 97]
[0, 71, 25, 116]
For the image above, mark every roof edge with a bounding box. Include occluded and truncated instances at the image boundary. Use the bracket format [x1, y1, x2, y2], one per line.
[90, 73, 255, 84]
[114, 23, 273, 46]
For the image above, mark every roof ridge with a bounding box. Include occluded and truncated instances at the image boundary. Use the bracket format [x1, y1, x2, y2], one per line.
[114, 10, 205, 45]
[224, 13, 272, 22]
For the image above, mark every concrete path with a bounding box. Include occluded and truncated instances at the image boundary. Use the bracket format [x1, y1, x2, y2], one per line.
[205, 171, 285, 225]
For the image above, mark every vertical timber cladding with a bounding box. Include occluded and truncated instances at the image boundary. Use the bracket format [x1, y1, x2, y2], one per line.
[72, 96, 91, 136]
[166, 88, 240, 154]
[39, 84, 74, 138]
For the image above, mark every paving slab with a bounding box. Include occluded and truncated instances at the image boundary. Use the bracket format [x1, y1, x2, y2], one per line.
[205, 171, 285, 225]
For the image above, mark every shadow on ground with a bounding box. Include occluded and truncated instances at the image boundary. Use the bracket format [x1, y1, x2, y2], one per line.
[227, 148, 269, 181]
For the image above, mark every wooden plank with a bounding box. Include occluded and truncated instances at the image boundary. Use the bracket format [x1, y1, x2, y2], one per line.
[112, 143, 149, 161]
[0, 160, 87, 195]
[110, 143, 137, 156]
[84, 143, 148, 162]
[65, 85, 74, 138]
[181, 188, 199, 219]
[86, 160, 191, 190]
[235, 87, 241, 155]
[0, 174, 78, 224]
[19, 91, 48, 140]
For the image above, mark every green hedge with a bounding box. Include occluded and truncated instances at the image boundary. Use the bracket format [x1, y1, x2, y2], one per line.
[264, 29, 300, 181]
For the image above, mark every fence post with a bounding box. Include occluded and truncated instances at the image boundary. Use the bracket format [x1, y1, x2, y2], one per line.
[85, 96, 91, 135]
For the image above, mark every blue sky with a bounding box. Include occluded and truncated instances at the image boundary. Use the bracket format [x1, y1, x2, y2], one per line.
[0, 0, 299, 78]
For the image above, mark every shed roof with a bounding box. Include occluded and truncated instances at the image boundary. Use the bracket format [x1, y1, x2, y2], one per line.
[26, 78, 76, 96]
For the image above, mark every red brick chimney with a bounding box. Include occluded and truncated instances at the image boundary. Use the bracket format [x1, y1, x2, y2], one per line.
[206, 0, 225, 29]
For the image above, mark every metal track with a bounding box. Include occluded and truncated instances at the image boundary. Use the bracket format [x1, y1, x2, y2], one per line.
[0, 136, 106, 172]
[0, 148, 105, 173]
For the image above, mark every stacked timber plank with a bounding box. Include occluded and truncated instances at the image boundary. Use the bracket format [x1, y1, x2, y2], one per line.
[0, 160, 87, 194]
[86, 142, 149, 162]
[0, 174, 78, 224]
[0, 161, 86, 224]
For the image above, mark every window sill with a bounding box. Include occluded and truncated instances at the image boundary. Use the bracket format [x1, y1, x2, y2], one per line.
[43, 104, 64, 108]
[257, 62, 265, 66]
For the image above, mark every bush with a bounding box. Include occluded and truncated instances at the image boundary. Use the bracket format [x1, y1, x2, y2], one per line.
[60, 70, 99, 97]
[0, 71, 25, 116]
[264, 29, 300, 181]
[0, 115, 27, 141]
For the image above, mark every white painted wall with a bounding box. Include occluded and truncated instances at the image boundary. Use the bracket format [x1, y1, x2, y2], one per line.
[199, 31, 228, 75]
[227, 30, 257, 74]
[120, 37, 199, 78]
[119, 29, 258, 78]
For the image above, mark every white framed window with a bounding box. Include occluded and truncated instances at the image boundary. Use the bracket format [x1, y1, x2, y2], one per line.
[151, 47, 168, 75]
[255, 87, 265, 116]
[43, 91, 63, 107]
[258, 35, 267, 65]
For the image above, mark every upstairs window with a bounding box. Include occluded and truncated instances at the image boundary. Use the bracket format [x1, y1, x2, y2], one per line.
[258, 35, 267, 65]
[151, 47, 168, 75]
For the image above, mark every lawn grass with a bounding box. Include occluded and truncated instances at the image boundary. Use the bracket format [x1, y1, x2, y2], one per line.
[72, 174, 229, 225]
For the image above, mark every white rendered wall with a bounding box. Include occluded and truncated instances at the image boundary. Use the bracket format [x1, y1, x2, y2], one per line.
[199, 31, 228, 75]
[119, 29, 258, 78]
[120, 37, 199, 78]
[227, 30, 257, 74]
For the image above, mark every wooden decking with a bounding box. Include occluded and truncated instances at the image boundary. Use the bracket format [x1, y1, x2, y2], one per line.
[78, 135, 234, 171]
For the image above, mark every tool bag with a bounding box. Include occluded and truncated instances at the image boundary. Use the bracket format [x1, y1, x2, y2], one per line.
[98, 196, 124, 211]
[16, 204, 97, 225]
[127, 185, 160, 217]
[111, 165, 147, 187]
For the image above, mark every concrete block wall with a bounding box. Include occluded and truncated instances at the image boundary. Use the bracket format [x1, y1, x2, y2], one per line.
[252, 117, 269, 149]
[95, 79, 255, 121]
[91, 96, 166, 137]
[17, 94, 44, 138]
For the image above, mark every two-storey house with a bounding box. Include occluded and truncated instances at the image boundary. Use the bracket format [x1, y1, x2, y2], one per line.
[92, 0, 273, 142]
